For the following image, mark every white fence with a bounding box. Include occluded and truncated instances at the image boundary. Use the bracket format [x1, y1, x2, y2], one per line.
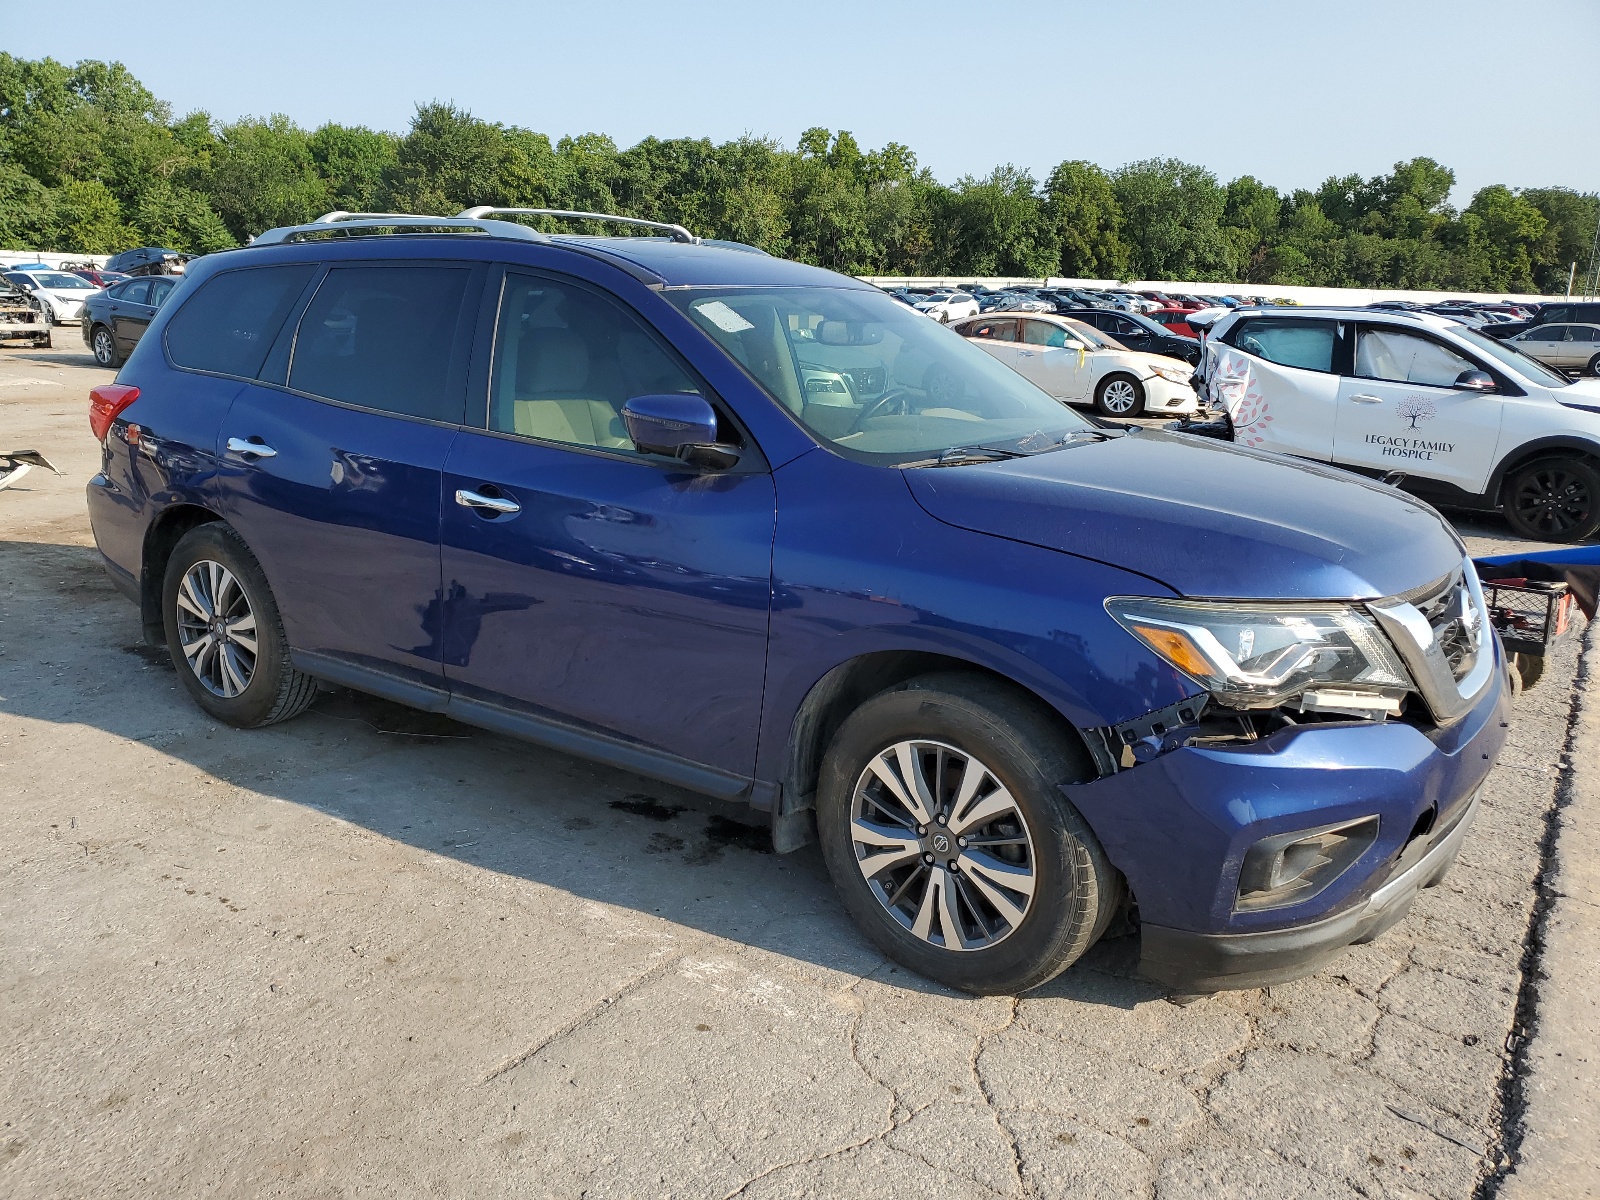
[860, 277, 1559, 306]
[0, 251, 111, 270]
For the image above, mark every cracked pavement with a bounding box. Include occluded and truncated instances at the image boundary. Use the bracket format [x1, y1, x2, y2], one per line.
[1, 345, 1590, 1197]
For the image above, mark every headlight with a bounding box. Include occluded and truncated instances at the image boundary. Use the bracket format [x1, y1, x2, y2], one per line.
[1105, 597, 1413, 710]
[1148, 362, 1192, 383]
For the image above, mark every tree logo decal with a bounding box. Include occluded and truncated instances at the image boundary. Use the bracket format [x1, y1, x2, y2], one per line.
[1206, 350, 1272, 448]
[1396, 395, 1437, 429]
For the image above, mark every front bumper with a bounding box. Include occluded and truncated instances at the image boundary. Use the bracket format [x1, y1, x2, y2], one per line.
[1140, 786, 1480, 992]
[1143, 376, 1199, 413]
[1064, 645, 1509, 993]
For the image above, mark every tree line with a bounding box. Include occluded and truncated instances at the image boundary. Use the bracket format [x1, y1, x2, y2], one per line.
[2, 54, 1595, 294]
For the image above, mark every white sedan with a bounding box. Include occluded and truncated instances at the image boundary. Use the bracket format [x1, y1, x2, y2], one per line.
[953, 311, 1198, 417]
[913, 292, 980, 324]
[2, 270, 100, 324]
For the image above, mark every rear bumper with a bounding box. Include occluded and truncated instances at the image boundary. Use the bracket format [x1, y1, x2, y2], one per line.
[1138, 786, 1480, 993]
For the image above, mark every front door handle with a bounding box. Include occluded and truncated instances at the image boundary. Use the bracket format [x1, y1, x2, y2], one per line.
[226, 436, 277, 457]
[1349, 394, 1384, 404]
[455, 488, 520, 515]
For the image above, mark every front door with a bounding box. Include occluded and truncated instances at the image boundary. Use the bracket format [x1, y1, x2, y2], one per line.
[109, 280, 153, 354]
[439, 270, 776, 780]
[1017, 318, 1087, 399]
[1208, 315, 1346, 458]
[215, 261, 480, 692]
[1331, 324, 1505, 493]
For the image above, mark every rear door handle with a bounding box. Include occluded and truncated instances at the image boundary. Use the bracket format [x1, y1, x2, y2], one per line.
[226, 437, 277, 458]
[1349, 394, 1384, 404]
[455, 488, 520, 515]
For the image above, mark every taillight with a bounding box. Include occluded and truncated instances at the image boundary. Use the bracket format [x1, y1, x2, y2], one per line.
[89, 384, 140, 442]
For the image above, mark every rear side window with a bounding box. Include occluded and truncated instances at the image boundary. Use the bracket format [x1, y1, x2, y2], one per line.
[122, 280, 153, 305]
[963, 318, 1018, 342]
[1230, 318, 1337, 372]
[165, 265, 316, 379]
[288, 265, 470, 423]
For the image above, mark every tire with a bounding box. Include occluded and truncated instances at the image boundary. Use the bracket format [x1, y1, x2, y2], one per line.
[1095, 374, 1146, 418]
[1503, 457, 1600, 543]
[1512, 652, 1545, 690]
[1587, 353, 1600, 377]
[161, 523, 318, 728]
[816, 673, 1119, 995]
[90, 324, 120, 367]
[34, 330, 51, 349]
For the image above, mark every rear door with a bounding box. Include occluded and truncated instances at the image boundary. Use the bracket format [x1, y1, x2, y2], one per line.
[1331, 323, 1504, 492]
[214, 261, 483, 695]
[109, 280, 152, 353]
[438, 268, 775, 781]
[1209, 315, 1345, 458]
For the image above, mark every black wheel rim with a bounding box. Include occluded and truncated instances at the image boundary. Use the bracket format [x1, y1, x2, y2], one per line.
[1512, 465, 1593, 537]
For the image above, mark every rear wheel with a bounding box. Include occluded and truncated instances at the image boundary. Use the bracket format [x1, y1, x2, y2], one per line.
[816, 674, 1118, 995]
[162, 524, 318, 728]
[1095, 374, 1146, 418]
[1503, 457, 1600, 543]
[91, 324, 120, 367]
[1587, 353, 1600, 377]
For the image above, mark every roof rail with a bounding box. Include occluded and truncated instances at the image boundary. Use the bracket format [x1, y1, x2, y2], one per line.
[456, 207, 699, 245]
[313, 211, 423, 223]
[251, 215, 551, 247]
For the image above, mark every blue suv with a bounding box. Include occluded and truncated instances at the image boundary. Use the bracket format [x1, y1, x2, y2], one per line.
[85, 209, 1510, 996]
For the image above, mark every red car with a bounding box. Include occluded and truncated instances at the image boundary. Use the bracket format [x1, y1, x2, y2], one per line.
[66, 267, 132, 288]
[1150, 307, 1198, 337]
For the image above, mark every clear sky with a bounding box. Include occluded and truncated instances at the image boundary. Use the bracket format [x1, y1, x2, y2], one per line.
[11, 0, 1599, 204]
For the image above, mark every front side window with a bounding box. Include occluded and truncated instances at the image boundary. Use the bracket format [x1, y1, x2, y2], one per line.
[489, 273, 705, 453]
[289, 265, 470, 423]
[1354, 328, 1473, 388]
[165, 265, 317, 379]
[668, 286, 1093, 461]
[1020, 320, 1071, 348]
[1231, 318, 1338, 372]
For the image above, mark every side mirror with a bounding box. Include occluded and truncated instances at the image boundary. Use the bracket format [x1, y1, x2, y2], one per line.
[620, 393, 739, 468]
[1455, 369, 1497, 393]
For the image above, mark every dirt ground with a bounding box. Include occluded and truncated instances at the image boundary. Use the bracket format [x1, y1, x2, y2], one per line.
[0, 340, 1588, 1198]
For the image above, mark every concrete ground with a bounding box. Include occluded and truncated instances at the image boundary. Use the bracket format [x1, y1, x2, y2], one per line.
[0, 340, 1593, 1198]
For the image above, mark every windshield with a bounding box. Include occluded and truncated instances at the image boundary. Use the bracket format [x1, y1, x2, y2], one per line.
[1060, 318, 1119, 351]
[669, 286, 1094, 461]
[34, 272, 95, 289]
[1453, 325, 1573, 389]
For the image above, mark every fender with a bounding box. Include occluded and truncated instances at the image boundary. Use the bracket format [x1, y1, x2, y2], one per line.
[1487, 433, 1600, 503]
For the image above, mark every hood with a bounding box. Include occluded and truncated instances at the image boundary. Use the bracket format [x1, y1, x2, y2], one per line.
[1558, 378, 1600, 409]
[903, 429, 1464, 601]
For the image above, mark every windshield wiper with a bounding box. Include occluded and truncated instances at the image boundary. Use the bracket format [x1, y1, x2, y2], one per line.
[903, 445, 1028, 468]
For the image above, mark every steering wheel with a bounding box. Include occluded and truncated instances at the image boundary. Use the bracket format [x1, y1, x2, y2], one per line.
[848, 388, 918, 434]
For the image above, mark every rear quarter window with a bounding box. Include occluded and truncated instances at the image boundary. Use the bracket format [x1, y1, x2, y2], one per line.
[165, 265, 317, 379]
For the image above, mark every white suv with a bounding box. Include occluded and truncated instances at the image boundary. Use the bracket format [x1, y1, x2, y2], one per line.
[1198, 307, 1600, 542]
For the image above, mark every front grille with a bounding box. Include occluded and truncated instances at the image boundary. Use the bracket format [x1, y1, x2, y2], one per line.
[1413, 570, 1481, 682]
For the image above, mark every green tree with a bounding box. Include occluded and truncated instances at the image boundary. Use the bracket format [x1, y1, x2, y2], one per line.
[1111, 158, 1230, 280]
[941, 166, 1057, 278]
[203, 115, 329, 240]
[309, 123, 398, 214]
[1042, 160, 1127, 279]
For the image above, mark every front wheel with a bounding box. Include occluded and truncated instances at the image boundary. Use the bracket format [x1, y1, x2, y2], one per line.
[1095, 374, 1146, 418]
[1503, 457, 1600, 543]
[91, 325, 120, 367]
[816, 674, 1119, 995]
[162, 523, 319, 727]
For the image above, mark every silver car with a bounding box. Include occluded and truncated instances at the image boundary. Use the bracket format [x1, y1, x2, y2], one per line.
[1510, 323, 1600, 376]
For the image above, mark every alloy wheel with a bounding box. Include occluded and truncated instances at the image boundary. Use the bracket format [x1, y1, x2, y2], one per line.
[175, 559, 258, 698]
[849, 739, 1037, 952]
[1512, 465, 1594, 538]
[92, 328, 115, 367]
[1101, 379, 1138, 414]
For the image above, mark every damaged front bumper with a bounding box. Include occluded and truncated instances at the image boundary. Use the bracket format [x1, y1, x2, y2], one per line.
[1064, 646, 1510, 993]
